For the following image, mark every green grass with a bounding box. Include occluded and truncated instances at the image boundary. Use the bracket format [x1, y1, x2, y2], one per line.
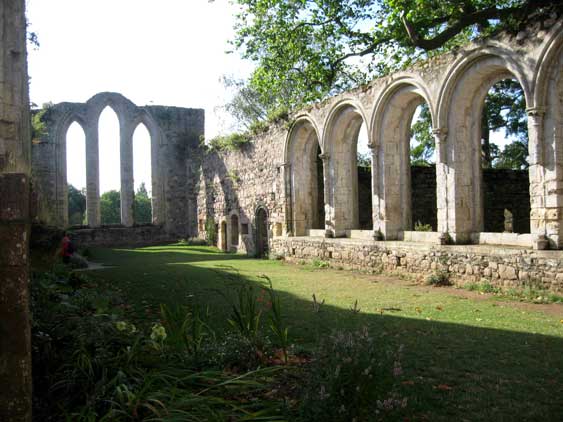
[86, 244, 563, 421]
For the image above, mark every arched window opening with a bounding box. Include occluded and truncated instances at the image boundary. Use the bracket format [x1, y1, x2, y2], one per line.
[410, 102, 437, 231]
[356, 121, 372, 230]
[66, 122, 86, 226]
[481, 78, 530, 234]
[288, 120, 324, 236]
[231, 214, 239, 247]
[133, 123, 152, 225]
[374, 85, 430, 239]
[326, 105, 371, 236]
[98, 106, 121, 225]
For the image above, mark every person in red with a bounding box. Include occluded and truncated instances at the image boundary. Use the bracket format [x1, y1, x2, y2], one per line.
[61, 232, 74, 264]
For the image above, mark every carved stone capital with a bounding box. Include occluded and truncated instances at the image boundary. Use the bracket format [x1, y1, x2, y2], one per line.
[526, 107, 546, 118]
[367, 143, 379, 153]
[432, 128, 448, 143]
[318, 153, 330, 162]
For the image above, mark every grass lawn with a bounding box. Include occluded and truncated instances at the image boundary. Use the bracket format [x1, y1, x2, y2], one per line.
[86, 244, 563, 421]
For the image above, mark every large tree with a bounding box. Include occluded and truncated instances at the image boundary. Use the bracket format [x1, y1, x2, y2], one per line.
[100, 190, 121, 225]
[231, 0, 560, 110]
[134, 183, 152, 225]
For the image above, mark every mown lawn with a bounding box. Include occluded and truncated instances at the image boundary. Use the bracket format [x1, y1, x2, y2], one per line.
[87, 244, 563, 421]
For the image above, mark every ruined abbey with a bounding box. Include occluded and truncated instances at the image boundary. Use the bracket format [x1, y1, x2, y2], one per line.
[26, 16, 563, 292]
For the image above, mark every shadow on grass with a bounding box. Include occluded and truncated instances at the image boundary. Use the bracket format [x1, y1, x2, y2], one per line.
[86, 246, 563, 421]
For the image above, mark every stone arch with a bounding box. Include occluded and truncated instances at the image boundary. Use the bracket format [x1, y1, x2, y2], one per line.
[229, 211, 240, 251]
[437, 51, 532, 241]
[130, 110, 165, 225]
[285, 116, 325, 235]
[532, 25, 563, 247]
[54, 112, 87, 227]
[322, 99, 370, 236]
[255, 205, 269, 258]
[371, 77, 435, 239]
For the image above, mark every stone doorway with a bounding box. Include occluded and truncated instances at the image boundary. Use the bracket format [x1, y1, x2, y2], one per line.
[220, 221, 227, 251]
[255, 207, 268, 258]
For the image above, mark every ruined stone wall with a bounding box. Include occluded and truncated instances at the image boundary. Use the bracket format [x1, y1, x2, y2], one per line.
[197, 127, 287, 254]
[0, 0, 32, 420]
[483, 169, 530, 233]
[30, 95, 204, 240]
[271, 237, 563, 293]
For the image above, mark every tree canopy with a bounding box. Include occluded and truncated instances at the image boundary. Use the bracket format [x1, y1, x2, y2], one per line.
[231, 0, 560, 109]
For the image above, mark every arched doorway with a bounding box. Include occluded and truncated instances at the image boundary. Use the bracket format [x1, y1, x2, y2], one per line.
[230, 214, 240, 250]
[255, 207, 269, 258]
[220, 221, 227, 251]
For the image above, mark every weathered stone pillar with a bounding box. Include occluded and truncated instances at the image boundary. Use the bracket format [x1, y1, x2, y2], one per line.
[527, 107, 550, 249]
[120, 123, 134, 227]
[369, 143, 383, 238]
[319, 153, 333, 237]
[280, 162, 292, 235]
[0, 0, 32, 420]
[85, 124, 101, 227]
[433, 128, 450, 241]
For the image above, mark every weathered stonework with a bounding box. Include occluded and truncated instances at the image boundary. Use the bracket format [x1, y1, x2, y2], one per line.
[271, 237, 563, 292]
[0, 0, 32, 420]
[192, 19, 563, 292]
[31, 94, 204, 239]
[29, 18, 563, 293]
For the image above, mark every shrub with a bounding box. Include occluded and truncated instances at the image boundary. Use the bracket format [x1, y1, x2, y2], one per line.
[298, 327, 407, 421]
[312, 259, 329, 269]
[425, 270, 452, 286]
[414, 221, 433, 232]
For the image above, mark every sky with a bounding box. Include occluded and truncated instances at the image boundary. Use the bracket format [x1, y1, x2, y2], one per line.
[26, 0, 253, 193]
[26, 0, 513, 194]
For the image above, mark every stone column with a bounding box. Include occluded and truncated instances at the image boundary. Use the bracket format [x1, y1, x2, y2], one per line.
[319, 153, 333, 237]
[85, 124, 101, 227]
[433, 128, 450, 243]
[120, 123, 134, 227]
[526, 107, 550, 249]
[0, 0, 32, 420]
[280, 162, 292, 236]
[369, 143, 383, 239]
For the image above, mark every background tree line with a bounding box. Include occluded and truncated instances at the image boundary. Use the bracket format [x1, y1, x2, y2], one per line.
[68, 183, 152, 226]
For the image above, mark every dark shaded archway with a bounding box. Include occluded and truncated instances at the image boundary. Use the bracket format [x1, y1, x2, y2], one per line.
[256, 207, 269, 258]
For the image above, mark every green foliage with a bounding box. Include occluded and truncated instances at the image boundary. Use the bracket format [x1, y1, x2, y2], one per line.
[68, 184, 86, 226]
[205, 218, 218, 246]
[208, 132, 251, 151]
[100, 190, 121, 225]
[133, 182, 152, 225]
[228, 284, 263, 349]
[263, 275, 290, 363]
[31, 103, 53, 141]
[425, 270, 452, 286]
[414, 220, 432, 232]
[410, 103, 434, 166]
[30, 268, 286, 421]
[299, 327, 407, 421]
[231, 0, 559, 113]
[312, 259, 330, 269]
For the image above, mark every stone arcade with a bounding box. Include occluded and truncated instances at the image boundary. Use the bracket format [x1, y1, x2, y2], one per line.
[31, 17, 563, 291]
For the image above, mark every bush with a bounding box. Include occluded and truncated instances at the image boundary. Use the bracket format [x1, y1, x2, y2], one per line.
[298, 327, 407, 421]
[414, 221, 433, 232]
[425, 270, 452, 286]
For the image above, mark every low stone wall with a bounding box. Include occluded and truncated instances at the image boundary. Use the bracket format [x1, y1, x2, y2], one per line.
[271, 237, 563, 293]
[69, 225, 175, 248]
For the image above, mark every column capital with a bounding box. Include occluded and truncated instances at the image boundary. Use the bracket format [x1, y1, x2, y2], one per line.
[367, 143, 379, 152]
[526, 107, 546, 118]
[432, 128, 448, 142]
[318, 153, 330, 162]
[278, 162, 290, 169]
